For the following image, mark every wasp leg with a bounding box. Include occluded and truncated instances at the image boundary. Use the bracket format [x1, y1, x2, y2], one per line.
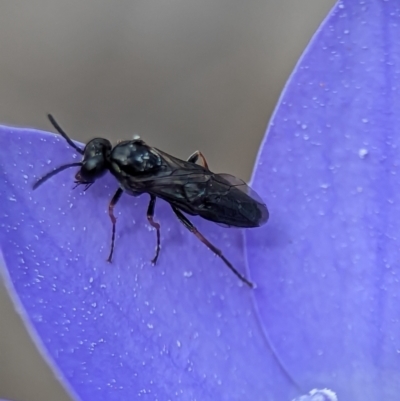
[171, 206, 253, 288]
[107, 188, 124, 262]
[147, 194, 161, 264]
[187, 150, 209, 170]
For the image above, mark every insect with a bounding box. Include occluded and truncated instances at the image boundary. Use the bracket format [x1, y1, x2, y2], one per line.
[33, 115, 269, 287]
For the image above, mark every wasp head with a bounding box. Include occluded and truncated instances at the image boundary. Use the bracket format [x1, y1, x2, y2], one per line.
[75, 138, 112, 184]
[33, 115, 113, 191]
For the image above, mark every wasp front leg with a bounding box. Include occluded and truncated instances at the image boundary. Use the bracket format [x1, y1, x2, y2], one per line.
[107, 188, 123, 262]
[146, 194, 161, 264]
[187, 150, 209, 170]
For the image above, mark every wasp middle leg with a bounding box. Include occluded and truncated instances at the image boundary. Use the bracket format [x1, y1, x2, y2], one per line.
[147, 194, 161, 264]
[107, 188, 123, 262]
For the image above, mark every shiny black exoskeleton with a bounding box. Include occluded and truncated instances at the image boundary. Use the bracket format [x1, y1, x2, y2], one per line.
[33, 115, 269, 287]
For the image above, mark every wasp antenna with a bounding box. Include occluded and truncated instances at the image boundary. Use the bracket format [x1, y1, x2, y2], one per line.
[33, 162, 82, 190]
[47, 114, 84, 155]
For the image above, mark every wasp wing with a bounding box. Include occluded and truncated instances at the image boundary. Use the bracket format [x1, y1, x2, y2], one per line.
[125, 149, 268, 227]
[196, 173, 269, 227]
[119, 148, 268, 227]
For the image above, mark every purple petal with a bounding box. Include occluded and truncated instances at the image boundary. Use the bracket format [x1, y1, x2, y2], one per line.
[0, 126, 300, 401]
[246, 0, 400, 400]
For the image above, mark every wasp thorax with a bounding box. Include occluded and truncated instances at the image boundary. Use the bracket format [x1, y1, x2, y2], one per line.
[110, 140, 162, 176]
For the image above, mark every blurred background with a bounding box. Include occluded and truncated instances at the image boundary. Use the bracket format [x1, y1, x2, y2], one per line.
[0, 1, 335, 400]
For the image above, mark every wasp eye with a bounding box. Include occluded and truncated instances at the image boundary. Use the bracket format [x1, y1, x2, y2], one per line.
[77, 156, 107, 182]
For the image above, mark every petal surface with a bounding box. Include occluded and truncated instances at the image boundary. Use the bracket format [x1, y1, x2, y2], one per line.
[246, 1, 400, 400]
[1, 126, 298, 401]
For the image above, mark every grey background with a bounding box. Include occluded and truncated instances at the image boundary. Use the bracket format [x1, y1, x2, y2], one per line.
[0, 1, 335, 400]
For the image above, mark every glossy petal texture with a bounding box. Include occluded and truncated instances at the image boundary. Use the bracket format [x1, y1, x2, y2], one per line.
[0, 126, 300, 401]
[246, 1, 400, 400]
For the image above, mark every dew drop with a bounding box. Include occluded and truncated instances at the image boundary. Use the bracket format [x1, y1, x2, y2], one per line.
[358, 148, 368, 159]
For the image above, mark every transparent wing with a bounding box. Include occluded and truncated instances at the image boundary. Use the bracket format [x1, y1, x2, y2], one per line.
[215, 173, 266, 205]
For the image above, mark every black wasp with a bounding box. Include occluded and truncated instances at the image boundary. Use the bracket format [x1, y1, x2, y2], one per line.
[33, 115, 269, 287]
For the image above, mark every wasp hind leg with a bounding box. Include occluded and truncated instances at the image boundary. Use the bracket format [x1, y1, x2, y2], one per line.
[187, 150, 209, 170]
[171, 206, 253, 288]
[107, 188, 124, 262]
[147, 194, 161, 264]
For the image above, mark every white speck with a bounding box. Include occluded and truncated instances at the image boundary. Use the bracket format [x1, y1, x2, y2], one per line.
[147, 323, 154, 329]
[361, 118, 369, 123]
[358, 148, 368, 159]
[310, 388, 337, 401]
[89, 277, 94, 283]
[183, 271, 193, 278]
[320, 183, 330, 189]
[8, 196, 16, 202]
[176, 340, 181, 348]
[301, 124, 308, 130]
[293, 388, 338, 401]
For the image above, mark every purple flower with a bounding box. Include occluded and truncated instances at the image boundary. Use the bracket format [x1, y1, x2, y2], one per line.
[1, 1, 398, 400]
